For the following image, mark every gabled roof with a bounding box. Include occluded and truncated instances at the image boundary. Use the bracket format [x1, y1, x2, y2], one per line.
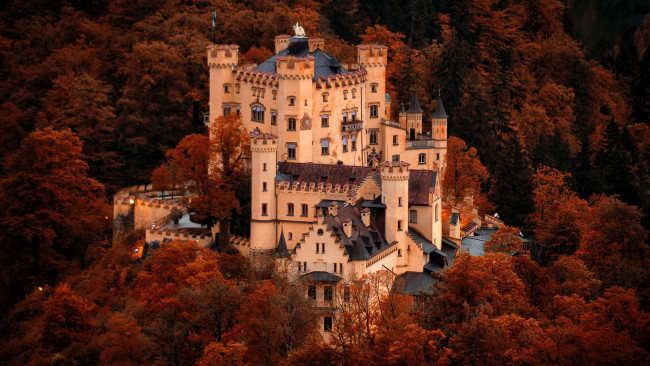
[323, 204, 391, 261]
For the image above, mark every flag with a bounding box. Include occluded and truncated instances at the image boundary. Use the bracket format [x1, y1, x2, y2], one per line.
[212, 9, 216, 30]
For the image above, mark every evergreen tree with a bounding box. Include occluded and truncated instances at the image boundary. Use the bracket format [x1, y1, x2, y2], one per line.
[572, 132, 600, 198]
[490, 133, 535, 230]
[631, 48, 650, 125]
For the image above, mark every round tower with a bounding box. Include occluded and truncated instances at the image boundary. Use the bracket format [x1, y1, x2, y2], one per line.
[432, 94, 448, 171]
[380, 160, 410, 270]
[250, 133, 278, 252]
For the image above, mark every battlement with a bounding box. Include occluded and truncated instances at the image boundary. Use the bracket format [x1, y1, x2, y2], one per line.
[380, 161, 410, 180]
[147, 227, 213, 248]
[114, 193, 185, 209]
[250, 133, 278, 152]
[276, 180, 359, 198]
[207, 44, 239, 67]
[313, 70, 367, 90]
[357, 44, 388, 67]
[234, 67, 279, 87]
[276, 55, 315, 78]
[308, 38, 324, 52]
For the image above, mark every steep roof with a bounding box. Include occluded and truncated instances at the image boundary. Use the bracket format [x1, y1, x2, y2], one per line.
[396, 272, 437, 295]
[432, 98, 447, 118]
[253, 41, 349, 78]
[323, 204, 391, 261]
[408, 170, 436, 205]
[406, 90, 423, 114]
[278, 162, 375, 187]
[275, 231, 291, 258]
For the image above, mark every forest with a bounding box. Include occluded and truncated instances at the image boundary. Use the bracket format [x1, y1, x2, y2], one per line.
[0, 0, 649, 364]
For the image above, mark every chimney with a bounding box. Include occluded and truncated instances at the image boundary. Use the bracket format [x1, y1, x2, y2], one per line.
[370, 158, 379, 170]
[342, 218, 352, 237]
[361, 208, 370, 227]
[309, 38, 324, 53]
[274, 35, 291, 54]
[328, 201, 338, 217]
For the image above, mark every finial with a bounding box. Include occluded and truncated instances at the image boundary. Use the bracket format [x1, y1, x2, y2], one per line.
[293, 23, 306, 37]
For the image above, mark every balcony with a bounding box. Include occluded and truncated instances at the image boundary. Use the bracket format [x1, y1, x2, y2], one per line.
[341, 119, 364, 132]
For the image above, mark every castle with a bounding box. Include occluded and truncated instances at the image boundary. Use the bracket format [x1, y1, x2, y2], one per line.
[205, 27, 459, 338]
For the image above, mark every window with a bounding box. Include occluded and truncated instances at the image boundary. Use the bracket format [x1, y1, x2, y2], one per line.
[392, 135, 398, 145]
[342, 112, 348, 123]
[263, 163, 267, 171]
[308, 285, 316, 300]
[224, 84, 230, 93]
[322, 93, 328, 102]
[371, 83, 378, 93]
[351, 135, 357, 151]
[321, 139, 329, 155]
[370, 105, 378, 118]
[398, 220, 403, 231]
[344, 287, 350, 302]
[419, 153, 426, 165]
[262, 182, 267, 192]
[369, 130, 378, 145]
[316, 242, 320, 253]
[436, 153, 440, 160]
[339, 263, 343, 273]
[324, 316, 332, 332]
[288, 118, 296, 131]
[288, 232, 293, 240]
[223, 105, 231, 116]
[235, 105, 240, 116]
[321, 114, 329, 127]
[324, 286, 333, 301]
[288, 97, 295, 106]
[271, 112, 277, 125]
[398, 197, 402, 207]
[321, 243, 325, 254]
[301, 204, 308, 217]
[235, 84, 240, 93]
[262, 203, 268, 216]
[435, 204, 440, 222]
[410, 210, 417, 223]
[303, 262, 307, 271]
[392, 154, 400, 162]
[342, 137, 348, 152]
[287, 203, 294, 216]
[343, 90, 348, 100]
[351, 111, 356, 120]
[272, 90, 277, 100]
[398, 249, 402, 257]
[352, 89, 357, 99]
[251, 106, 265, 122]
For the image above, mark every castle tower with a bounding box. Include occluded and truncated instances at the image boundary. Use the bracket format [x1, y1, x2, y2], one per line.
[207, 44, 239, 132]
[432, 93, 448, 170]
[358, 44, 388, 127]
[250, 133, 278, 252]
[406, 90, 423, 140]
[380, 160, 410, 271]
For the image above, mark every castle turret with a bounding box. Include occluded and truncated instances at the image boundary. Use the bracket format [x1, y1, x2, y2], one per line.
[380, 160, 410, 271]
[250, 133, 278, 252]
[406, 90, 423, 140]
[358, 44, 388, 126]
[432, 93, 448, 171]
[207, 44, 239, 132]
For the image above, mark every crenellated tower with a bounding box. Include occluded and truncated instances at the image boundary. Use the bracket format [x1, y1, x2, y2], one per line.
[207, 44, 239, 132]
[380, 160, 410, 272]
[431, 93, 448, 171]
[406, 90, 423, 140]
[250, 133, 278, 252]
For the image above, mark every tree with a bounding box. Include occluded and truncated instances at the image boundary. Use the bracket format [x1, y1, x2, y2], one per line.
[197, 341, 248, 366]
[98, 313, 156, 365]
[239, 46, 273, 65]
[442, 136, 490, 220]
[0, 127, 107, 312]
[484, 225, 523, 254]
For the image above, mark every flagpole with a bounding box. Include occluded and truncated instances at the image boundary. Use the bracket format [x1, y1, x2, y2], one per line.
[212, 9, 216, 45]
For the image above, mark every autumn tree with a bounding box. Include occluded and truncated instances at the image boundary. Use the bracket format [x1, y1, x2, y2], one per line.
[484, 225, 524, 254]
[442, 136, 490, 220]
[0, 127, 107, 313]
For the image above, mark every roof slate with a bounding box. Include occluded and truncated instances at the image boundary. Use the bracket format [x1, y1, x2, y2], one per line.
[253, 47, 349, 78]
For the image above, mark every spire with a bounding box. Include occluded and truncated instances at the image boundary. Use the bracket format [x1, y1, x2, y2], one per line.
[406, 88, 422, 114]
[275, 231, 291, 258]
[432, 92, 447, 119]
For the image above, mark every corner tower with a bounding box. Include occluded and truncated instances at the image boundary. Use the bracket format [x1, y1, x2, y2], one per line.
[432, 94, 448, 171]
[406, 90, 423, 140]
[250, 133, 278, 252]
[207, 44, 239, 129]
[380, 161, 410, 271]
